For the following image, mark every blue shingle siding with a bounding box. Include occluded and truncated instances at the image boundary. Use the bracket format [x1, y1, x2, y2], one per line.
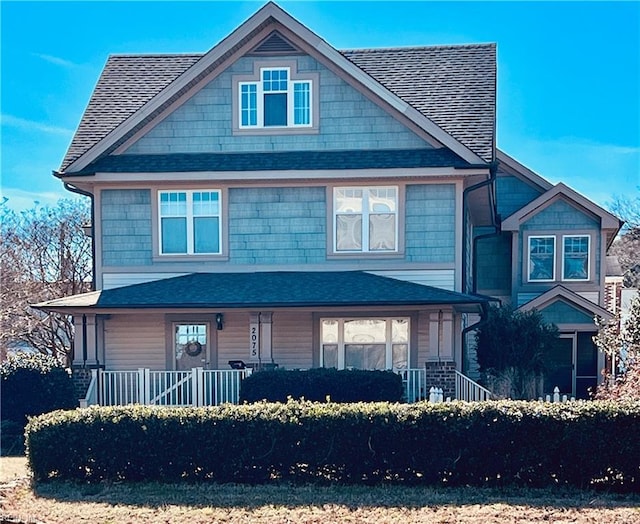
[475, 231, 511, 293]
[538, 300, 595, 325]
[405, 184, 455, 263]
[496, 175, 543, 219]
[228, 187, 326, 265]
[101, 189, 153, 266]
[125, 55, 429, 155]
[518, 199, 601, 284]
[522, 199, 599, 231]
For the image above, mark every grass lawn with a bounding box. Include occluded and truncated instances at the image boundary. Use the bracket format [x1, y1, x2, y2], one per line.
[1, 457, 638, 523]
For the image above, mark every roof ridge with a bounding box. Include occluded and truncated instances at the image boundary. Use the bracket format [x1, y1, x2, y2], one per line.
[341, 43, 496, 53]
[107, 53, 204, 58]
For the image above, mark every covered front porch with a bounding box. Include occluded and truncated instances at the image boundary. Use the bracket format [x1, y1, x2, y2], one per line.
[79, 366, 490, 407]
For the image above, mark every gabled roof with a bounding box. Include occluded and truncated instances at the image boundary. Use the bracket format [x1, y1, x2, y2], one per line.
[59, 2, 495, 174]
[496, 149, 553, 192]
[516, 284, 612, 320]
[34, 271, 490, 312]
[502, 182, 622, 234]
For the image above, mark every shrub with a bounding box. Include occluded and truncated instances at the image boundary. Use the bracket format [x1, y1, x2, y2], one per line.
[475, 305, 559, 399]
[239, 368, 404, 403]
[1, 352, 77, 425]
[26, 400, 640, 492]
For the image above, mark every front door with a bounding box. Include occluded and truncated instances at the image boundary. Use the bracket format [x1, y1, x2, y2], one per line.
[545, 334, 574, 397]
[174, 323, 209, 370]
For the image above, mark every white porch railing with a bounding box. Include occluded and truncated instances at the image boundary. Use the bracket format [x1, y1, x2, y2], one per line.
[455, 370, 493, 401]
[91, 368, 252, 407]
[394, 368, 426, 403]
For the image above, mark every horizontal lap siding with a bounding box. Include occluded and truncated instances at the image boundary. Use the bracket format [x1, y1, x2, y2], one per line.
[216, 312, 250, 367]
[104, 315, 166, 370]
[272, 312, 314, 369]
[416, 311, 430, 367]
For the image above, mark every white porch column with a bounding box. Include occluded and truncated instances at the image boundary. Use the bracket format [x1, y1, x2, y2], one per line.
[72, 314, 98, 367]
[260, 312, 273, 363]
[249, 312, 260, 363]
[428, 311, 454, 361]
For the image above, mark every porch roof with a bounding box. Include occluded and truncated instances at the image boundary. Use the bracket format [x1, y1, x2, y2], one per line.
[35, 271, 490, 312]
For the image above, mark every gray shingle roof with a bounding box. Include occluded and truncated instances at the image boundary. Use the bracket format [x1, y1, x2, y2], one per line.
[35, 271, 490, 310]
[343, 45, 496, 163]
[60, 42, 496, 172]
[73, 148, 469, 175]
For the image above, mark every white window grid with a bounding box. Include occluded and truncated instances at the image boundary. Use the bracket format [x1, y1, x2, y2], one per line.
[239, 67, 312, 128]
[333, 186, 398, 253]
[527, 235, 556, 282]
[158, 190, 221, 255]
[562, 234, 590, 281]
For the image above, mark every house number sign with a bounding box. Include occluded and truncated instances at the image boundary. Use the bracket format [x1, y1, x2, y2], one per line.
[249, 313, 260, 362]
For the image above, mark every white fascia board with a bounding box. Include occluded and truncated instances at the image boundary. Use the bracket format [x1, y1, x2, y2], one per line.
[76, 167, 490, 183]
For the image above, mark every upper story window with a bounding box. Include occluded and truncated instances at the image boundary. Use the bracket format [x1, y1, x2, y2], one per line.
[528, 235, 555, 281]
[239, 67, 312, 129]
[159, 190, 221, 255]
[527, 233, 591, 283]
[562, 235, 590, 281]
[334, 186, 398, 253]
[234, 62, 318, 133]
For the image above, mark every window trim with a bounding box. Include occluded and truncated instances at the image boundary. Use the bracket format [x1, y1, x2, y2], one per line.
[527, 235, 556, 282]
[155, 188, 226, 259]
[320, 317, 410, 371]
[328, 184, 404, 258]
[561, 234, 590, 282]
[232, 60, 319, 135]
[524, 232, 594, 284]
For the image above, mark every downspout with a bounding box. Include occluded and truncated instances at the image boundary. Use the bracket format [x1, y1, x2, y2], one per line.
[57, 174, 99, 368]
[461, 161, 499, 294]
[59, 177, 96, 292]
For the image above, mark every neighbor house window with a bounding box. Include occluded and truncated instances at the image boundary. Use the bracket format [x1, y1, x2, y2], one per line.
[320, 318, 409, 370]
[239, 67, 312, 129]
[159, 190, 221, 255]
[334, 187, 398, 253]
[528, 235, 555, 281]
[563, 235, 589, 280]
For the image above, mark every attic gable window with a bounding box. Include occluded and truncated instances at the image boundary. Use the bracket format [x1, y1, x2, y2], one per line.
[234, 62, 317, 132]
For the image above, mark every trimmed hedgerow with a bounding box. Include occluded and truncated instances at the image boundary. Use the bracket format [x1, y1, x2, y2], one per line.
[1, 352, 76, 424]
[239, 368, 404, 403]
[26, 400, 639, 491]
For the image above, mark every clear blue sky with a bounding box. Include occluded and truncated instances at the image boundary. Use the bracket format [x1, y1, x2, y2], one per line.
[1, 1, 639, 211]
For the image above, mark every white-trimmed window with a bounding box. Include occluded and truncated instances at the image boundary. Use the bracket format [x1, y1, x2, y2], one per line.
[239, 67, 312, 128]
[320, 318, 409, 370]
[334, 187, 398, 253]
[562, 235, 590, 281]
[528, 235, 555, 281]
[159, 190, 221, 255]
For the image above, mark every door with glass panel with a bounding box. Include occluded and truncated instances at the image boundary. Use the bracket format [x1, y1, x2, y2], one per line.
[545, 334, 574, 397]
[174, 323, 210, 370]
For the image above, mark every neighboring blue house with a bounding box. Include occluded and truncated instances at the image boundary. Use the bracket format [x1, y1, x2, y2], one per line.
[38, 2, 620, 403]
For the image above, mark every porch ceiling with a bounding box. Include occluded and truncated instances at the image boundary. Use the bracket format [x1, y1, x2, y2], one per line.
[35, 271, 490, 312]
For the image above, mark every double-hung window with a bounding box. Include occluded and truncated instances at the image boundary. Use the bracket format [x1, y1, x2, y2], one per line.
[159, 190, 221, 255]
[562, 235, 589, 280]
[528, 236, 555, 281]
[334, 186, 398, 253]
[321, 318, 409, 371]
[527, 234, 591, 282]
[239, 67, 312, 128]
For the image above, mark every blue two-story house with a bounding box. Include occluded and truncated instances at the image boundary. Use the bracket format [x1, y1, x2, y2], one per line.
[38, 2, 620, 403]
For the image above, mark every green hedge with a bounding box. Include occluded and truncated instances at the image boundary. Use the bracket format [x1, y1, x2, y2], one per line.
[1, 352, 76, 424]
[239, 368, 404, 403]
[26, 400, 639, 491]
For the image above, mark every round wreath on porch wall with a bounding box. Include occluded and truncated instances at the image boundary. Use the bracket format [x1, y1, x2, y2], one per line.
[184, 340, 203, 357]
